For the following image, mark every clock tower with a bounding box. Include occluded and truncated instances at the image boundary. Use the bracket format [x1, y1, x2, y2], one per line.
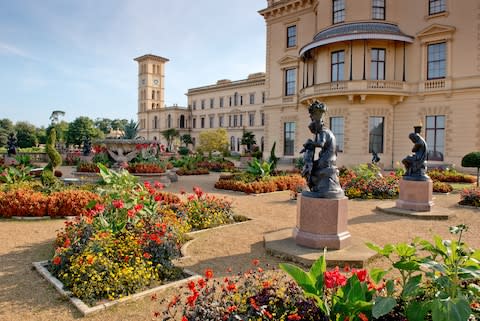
[134, 54, 169, 112]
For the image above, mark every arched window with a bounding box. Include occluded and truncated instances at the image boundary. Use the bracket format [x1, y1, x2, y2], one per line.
[230, 136, 235, 151]
[153, 116, 158, 129]
[237, 137, 241, 151]
[179, 115, 185, 128]
[167, 114, 172, 128]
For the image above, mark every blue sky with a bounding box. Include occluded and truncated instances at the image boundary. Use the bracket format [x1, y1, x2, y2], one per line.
[0, 0, 266, 127]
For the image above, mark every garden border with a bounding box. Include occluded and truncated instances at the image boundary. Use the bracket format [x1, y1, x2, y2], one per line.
[32, 260, 199, 317]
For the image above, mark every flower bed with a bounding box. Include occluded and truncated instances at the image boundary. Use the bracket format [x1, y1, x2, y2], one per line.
[428, 168, 477, 183]
[459, 187, 480, 207]
[176, 168, 209, 176]
[76, 161, 100, 173]
[127, 162, 166, 174]
[214, 174, 306, 194]
[158, 226, 479, 321]
[339, 165, 400, 199]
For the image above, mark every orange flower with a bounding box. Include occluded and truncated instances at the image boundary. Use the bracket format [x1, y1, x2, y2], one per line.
[204, 268, 214, 279]
[288, 314, 301, 320]
[52, 256, 61, 265]
[358, 312, 369, 321]
[252, 258, 260, 266]
[143, 252, 152, 259]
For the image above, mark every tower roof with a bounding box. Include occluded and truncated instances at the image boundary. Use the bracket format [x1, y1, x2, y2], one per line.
[134, 54, 169, 62]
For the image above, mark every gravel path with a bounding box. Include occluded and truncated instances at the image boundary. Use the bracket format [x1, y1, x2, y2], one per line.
[0, 169, 478, 321]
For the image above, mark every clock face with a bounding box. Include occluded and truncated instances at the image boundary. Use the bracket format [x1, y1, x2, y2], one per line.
[153, 79, 159, 85]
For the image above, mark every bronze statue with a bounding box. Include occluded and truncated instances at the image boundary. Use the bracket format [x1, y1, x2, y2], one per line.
[7, 133, 17, 156]
[402, 131, 429, 181]
[300, 101, 344, 198]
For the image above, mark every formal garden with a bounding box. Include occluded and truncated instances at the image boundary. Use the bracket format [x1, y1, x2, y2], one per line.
[0, 125, 479, 321]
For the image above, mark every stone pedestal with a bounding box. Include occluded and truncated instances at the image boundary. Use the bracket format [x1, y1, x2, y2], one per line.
[396, 178, 433, 212]
[293, 195, 351, 250]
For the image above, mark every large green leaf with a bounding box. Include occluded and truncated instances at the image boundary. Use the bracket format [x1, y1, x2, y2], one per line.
[369, 268, 388, 284]
[402, 274, 422, 298]
[431, 297, 471, 321]
[395, 242, 417, 257]
[406, 301, 430, 321]
[393, 260, 421, 271]
[308, 254, 326, 290]
[372, 296, 397, 318]
[366, 242, 394, 256]
[279, 263, 317, 295]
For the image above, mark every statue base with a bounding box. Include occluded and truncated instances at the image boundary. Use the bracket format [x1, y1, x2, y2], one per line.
[293, 195, 351, 250]
[396, 178, 433, 212]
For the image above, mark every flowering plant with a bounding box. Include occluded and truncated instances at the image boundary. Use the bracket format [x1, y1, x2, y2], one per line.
[156, 260, 327, 320]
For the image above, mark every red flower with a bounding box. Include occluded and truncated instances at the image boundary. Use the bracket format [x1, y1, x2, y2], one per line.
[63, 238, 71, 248]
[186, 291, 199, 307]
[252, 258, 260, 266]
[197, 278, 206, 289]
[134, 204, 143, 211]
[358, 312, 369, 321]
[182, 316, 188, 321]
[127, 209, 135, 218]
[143, 252, 152, 259]
[144, 181, 151, 188]
[52, 256, 61, 265]
[324, 266, 347, 288]
[154, 181, 164, 189]
[262, 310, 273, 319]
[188, 280, 196, 291]
[187, 194, 195, 201]
[250, 298, 259, 310]
[355, 269, 367, 282]
[288, 314, 302, 320]
[226, 282, 237, 292]
[227, 305, 238, 313]
[94, 203, 105, 212]
[204, 268, 214, 279]
[112, 199, 124, 209]
[193, 186, 203, 197]
[154, 194, 162, 202]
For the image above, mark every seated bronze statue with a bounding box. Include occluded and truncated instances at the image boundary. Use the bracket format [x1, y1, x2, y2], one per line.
[300, 102, 344, 199]
[402, 132, 430, 181]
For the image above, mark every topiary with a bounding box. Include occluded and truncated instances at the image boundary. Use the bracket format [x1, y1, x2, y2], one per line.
[45, 128, 62, 171]
[461, 151, 480, 187]
[268, 141, 279, 171]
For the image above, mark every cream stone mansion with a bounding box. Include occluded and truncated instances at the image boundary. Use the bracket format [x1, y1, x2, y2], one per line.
[136, 0, 480, 169]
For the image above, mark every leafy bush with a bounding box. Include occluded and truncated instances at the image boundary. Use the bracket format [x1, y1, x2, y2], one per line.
[45, 128, 62, 170]
[215, 174, 306, 194]
[462, 152, 480, 187]
[158, 261, 327, 321]
[246, 159, 273, 178]
[339, 166, 399, 199]
[92, 152, 112, 167]
[428, 168, 476, 183]
[177, 187, 235, 230]
[76, 161, 99, 173]
[433, 181, 453, 193]
[48, 190, 101, 217]
[0, 166, 32, 184]
[459, 188, 480, 207]
[0, 188, 48, 217]
[127, 162, 166, 174]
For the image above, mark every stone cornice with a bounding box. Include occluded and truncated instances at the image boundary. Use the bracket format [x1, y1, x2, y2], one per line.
[259, 0, 315, 20]
[134, 54, 170, 63]
[187, 77, 266, 95]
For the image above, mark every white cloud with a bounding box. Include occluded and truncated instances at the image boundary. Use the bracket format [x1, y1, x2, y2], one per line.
[0, 41, 37, 60]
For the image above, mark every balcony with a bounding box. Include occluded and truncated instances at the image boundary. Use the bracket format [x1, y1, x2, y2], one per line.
[299, 80, 410, 103]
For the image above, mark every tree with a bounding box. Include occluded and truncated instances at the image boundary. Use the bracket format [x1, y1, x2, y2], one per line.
[0, 118, 14, 147]
[111, 119, 128, 131]
[122, 120, 139, 139]
[36, 126, 48, 145]
[49, 110, 65, 125]
[14, 121, 38, 148]
[94, 118, 113, 134]
[181, 134, 193, 147]
[198, 128, 229, 157]
[66, 116, 102, 147]
[161, 128, 179, 152]
[241, 130, 256, 153]
[461, 152, 480, 187]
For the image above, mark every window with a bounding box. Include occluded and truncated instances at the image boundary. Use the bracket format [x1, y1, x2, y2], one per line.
[429, 0, 446, 15]
[333, 0, 345, 24]
[220, 97, 224, 107]
[153, 116, 158, 129]
[425, 115, 445, 161]
[285, 68, 296, 96]
[219, 115, 224, 127]
[192, 101, 196, 110]
[284, 122, 296, 156]
[330, 117, 344, 152]
[230, 136, 235, 151]
[179, 115, 185, 128]
[210, 98, 214, 108]
[249, 113, 255, 126]
[250, 93, 255, 104]
[240, 114, 243, 127]
[193, 118, 197, 128]
[261, 112, 265, 126]
[331, 50, 345, 81]
[151, 90, 155, 99]
[201, 117, 205, 128]
[167, 114, 172, 128]
[229, 96, 232, 107]
[201, 99, 205, 109]
[369, 117, 384, 153]
[209, 116, 214, 128]
[233, 115, 238, 127]
[240, 95, 243, 106]
[287, 25, 296, 48]
[262, 92, 265, 103]
[371, 48, 385, 80]
[372, 0, 385, 20]
[228, 115, 232, 127]
[427, 42, 446, 79]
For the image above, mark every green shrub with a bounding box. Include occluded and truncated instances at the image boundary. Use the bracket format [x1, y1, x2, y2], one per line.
[45, 128, 62, 170]
[461, 151, 480, 187]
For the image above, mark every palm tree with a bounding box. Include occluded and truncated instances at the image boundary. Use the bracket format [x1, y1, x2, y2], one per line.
[122, 120, 139, 139]
[161, 128, 179, 152]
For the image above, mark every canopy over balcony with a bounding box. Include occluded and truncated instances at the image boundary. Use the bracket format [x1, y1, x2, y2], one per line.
[300, 22, 414, 58]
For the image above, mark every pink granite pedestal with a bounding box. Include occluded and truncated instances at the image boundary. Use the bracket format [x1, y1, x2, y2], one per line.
[396, 178, 433, 212]
[293, 195, 351, 250]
